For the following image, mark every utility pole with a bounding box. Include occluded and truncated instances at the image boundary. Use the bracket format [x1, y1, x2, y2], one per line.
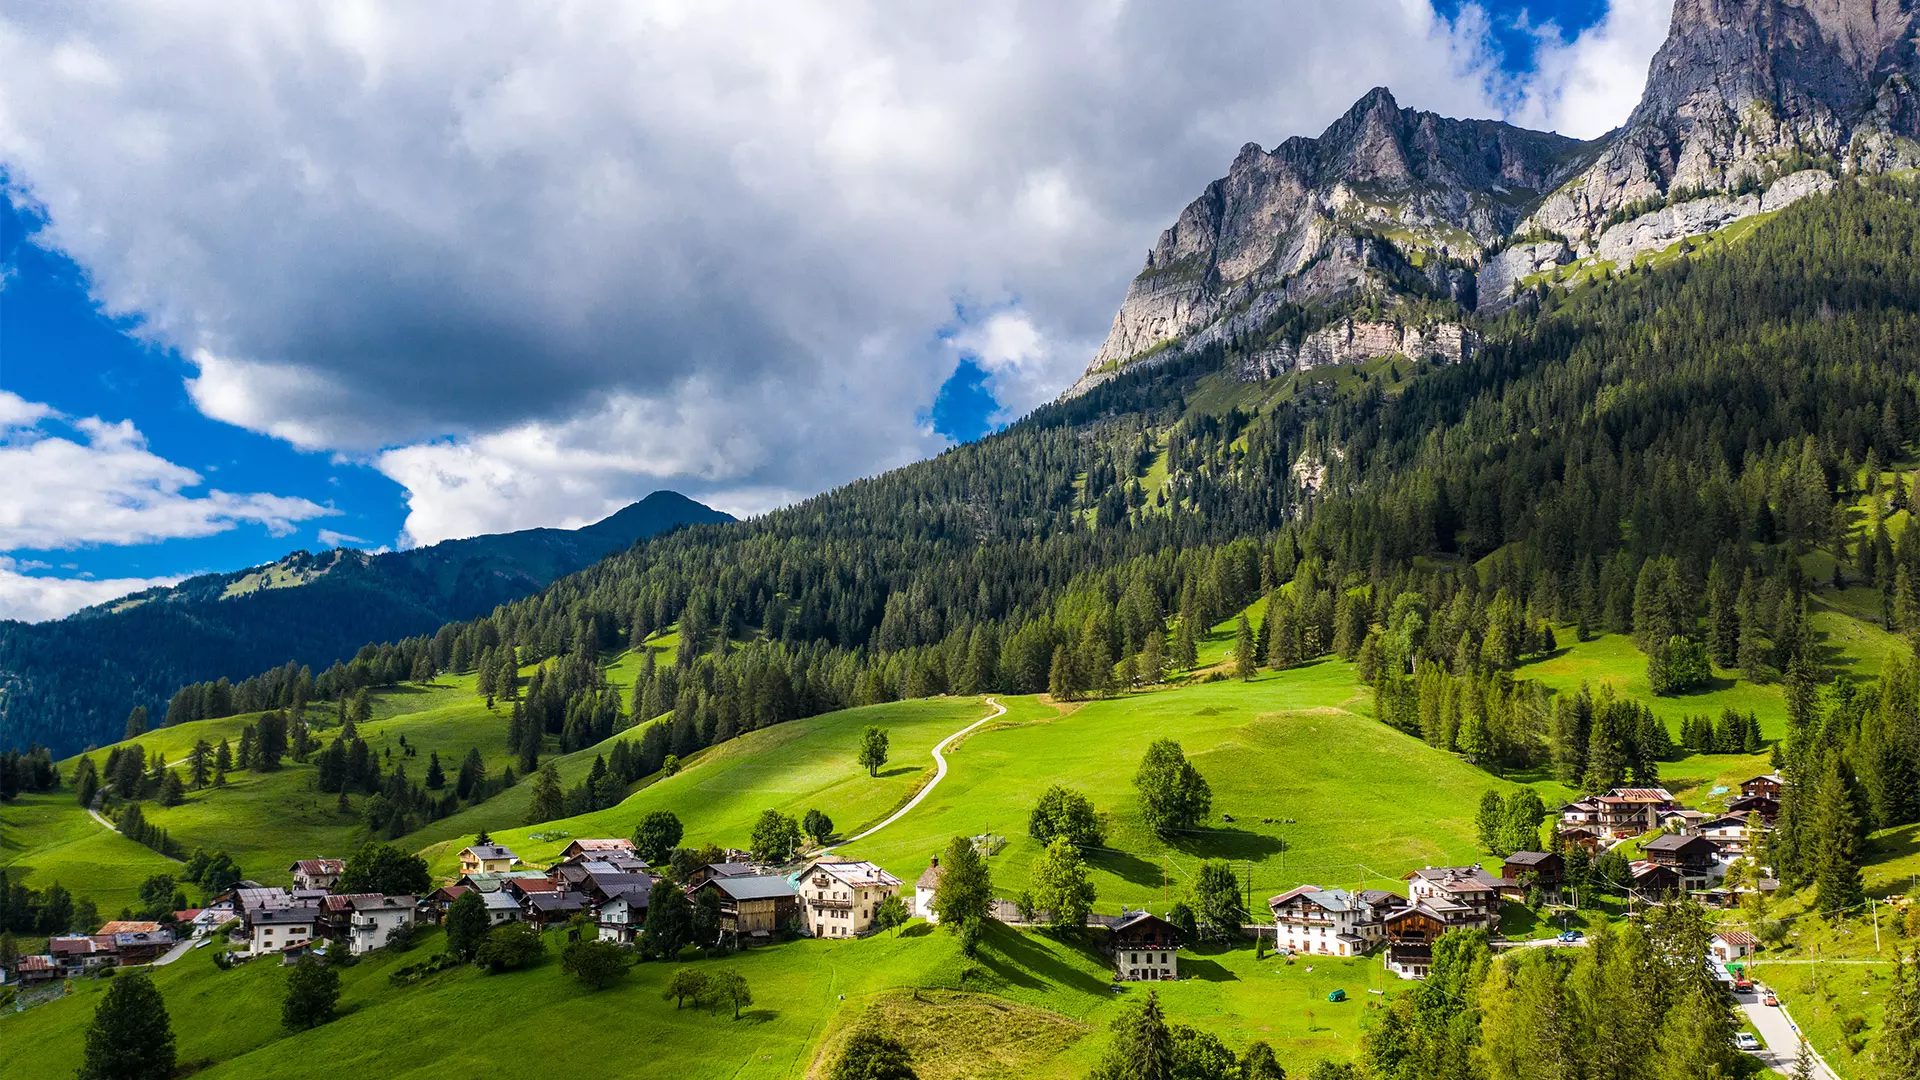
[1871, 898, 1881, 953]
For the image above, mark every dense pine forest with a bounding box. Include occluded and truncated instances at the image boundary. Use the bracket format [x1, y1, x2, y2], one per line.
[113, 180, 1920, 866]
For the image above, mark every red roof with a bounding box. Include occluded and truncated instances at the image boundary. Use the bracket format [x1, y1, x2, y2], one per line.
[173, 909, 204, 922]
[97, 920, 161, 935]
[17, 955, 55, 972]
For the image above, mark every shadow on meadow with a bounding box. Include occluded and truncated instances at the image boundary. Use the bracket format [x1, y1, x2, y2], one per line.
[1174, 827, 1286, 863]
[1087, 847, 1167, 888]
[1868, 824, 1920, 897]
[1176, 953, 1239, 983]
[973, 923, 1110, 998]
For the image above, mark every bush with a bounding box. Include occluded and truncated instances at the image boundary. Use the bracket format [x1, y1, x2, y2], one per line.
[561, 939, 631, 990]
[475, 923, 545, 974]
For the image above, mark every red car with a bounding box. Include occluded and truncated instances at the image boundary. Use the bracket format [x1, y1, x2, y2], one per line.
[1763, 994, 1779, 1007]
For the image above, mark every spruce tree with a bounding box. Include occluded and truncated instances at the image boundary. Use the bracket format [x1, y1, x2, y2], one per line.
[1232, 613, 1258, 680]
[78, 971, 175, 1080]
[525, 762, 564, 825]
[1880, 956, 1920, 1080]
[1090, 990, 1174, 1080]
[1806, 752, 1866, 916]
[123, 706, 148, 740]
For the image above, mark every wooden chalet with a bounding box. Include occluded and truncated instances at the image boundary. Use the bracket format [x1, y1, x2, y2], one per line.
[694, 873, 800, 942]
[1500, 851, 1564, 893]
[556, 838, 639, 864]
[1108, 910, 1180, 981]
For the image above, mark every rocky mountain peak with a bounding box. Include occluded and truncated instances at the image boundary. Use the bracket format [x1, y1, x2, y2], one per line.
[1067, 0, 1920, 398]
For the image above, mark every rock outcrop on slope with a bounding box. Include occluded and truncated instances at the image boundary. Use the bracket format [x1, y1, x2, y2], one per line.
[1069, 0, 1920, 396]
[1236, 319, 1476, 382]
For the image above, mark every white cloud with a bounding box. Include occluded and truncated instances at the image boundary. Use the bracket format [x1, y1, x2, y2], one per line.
[315, 528, 367, 548]
[950, 310, 1082, 427]
[0, 390, 335, 549]
[0, 2, 1669, 543]
[0, 556, 185, 623]
[1505, 0, 1673, 139]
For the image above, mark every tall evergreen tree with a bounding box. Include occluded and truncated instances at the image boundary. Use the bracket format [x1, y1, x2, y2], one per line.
[77, 971, 174, 1080]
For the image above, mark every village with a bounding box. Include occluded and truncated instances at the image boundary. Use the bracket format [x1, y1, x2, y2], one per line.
[1, 772, 1792, 995]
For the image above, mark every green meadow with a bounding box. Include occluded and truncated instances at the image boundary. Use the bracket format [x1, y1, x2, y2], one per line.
[4, 592, 1916, 1077]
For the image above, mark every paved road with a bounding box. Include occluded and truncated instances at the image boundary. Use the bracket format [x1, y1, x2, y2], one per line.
[832, 696, 1007, 848]
[148, 939, 196, 967]
[1734, 984, 1840, 1080]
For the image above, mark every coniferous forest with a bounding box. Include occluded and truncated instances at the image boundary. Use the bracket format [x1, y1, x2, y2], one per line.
[109, 180, 1920, 868]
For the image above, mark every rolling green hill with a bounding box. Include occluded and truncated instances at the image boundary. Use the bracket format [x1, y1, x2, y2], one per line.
[0, 491, 730, 756]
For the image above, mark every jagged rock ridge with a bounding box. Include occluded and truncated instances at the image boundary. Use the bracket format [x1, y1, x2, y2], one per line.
[1071, 0, 1920, 395]
[1070, 89, 1595, 396]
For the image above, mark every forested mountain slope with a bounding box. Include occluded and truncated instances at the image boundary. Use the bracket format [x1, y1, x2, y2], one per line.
[0, 490, 729, 754]
[133, 178, 1920, 848]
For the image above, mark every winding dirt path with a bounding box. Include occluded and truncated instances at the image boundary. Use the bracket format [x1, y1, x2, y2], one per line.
[832, 696, 1006, 849]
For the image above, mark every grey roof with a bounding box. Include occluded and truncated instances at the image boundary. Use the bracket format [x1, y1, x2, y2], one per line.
[602, 886, 652, 910]
[1645, 832, 1716, 853]
[1503, 851, 1556, 866]
[527, 892, 588, 913]
[1111, 910, 1173, 933]
[482, 892, 522, 911]
[348, 895, 416, 912]
[463, 844, 517, 861]
[585, 871, 656, 896]
[253, 906, 320, 926]
[710, 875, 798, 901]
[707, 861, 758, 878]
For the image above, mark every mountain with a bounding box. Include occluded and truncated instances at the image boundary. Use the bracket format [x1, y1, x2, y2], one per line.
[0, 491, 731, 753]
[1072, 0, 1920, 394]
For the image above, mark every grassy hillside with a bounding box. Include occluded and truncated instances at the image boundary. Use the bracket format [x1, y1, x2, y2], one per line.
[5, 591, 1916, 1077]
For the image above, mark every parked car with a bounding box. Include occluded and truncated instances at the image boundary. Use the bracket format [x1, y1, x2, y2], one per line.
[1764, 993, 1779, 1007]
[1557, 929, 1583, 942]
[1734, 1032, 1760, 1051]
[1733, 976, 1753, 992]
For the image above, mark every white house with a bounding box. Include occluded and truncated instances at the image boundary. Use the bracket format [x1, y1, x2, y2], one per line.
[289, 859, 345, 891]
[1268, 886, 1403, 957]
[597, 889, 650, 945]
[1710, 930, 1758, 966]
[347, 895, 416, 955]
[795, 857, 902, 938]
[482, 891, 523, 926]
[248, 906, 319, 957]
[914, 858, 943, 924]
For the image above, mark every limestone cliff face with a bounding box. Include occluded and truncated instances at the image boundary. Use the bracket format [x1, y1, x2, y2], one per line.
[1521, 0, 1920, 245]
[1076, 89, 1595, 391]
[1069, 0, 1920, 396]
[1237, 319, 1477, 382]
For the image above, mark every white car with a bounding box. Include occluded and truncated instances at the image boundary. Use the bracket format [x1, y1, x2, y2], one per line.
[1733, 1032, 1760, 1052]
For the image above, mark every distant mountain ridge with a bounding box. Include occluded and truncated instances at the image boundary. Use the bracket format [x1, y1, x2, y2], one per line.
[0, 490, 732, 753]
[1070, 0, 1920, 396]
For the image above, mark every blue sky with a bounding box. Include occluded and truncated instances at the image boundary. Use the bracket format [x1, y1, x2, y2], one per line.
[0, 0, 1639, 621]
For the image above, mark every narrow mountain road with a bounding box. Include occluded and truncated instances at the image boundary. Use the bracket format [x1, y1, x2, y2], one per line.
[1736, 984, 1840, 1080]
[148, 939, 196, 967]
[832, 696, 1006, 849]
[87, 806, 183, 862]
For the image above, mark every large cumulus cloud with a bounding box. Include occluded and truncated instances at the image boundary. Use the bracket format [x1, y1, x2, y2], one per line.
[0, 1, 1667, 545]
